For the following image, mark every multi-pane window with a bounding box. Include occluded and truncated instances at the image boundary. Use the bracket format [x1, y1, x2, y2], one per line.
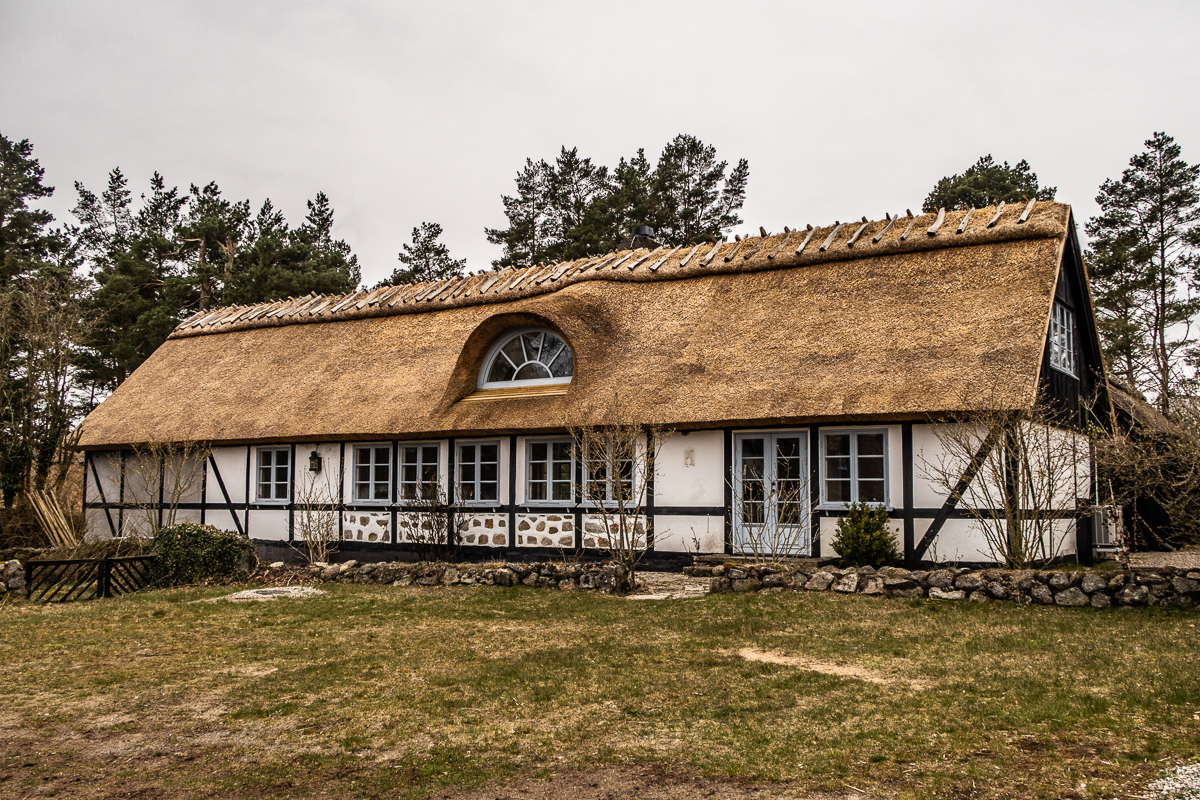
[734, 432, 809, 555]
[354, 445, 392, 502]
[822, 431, 886, 505]
[527, 440, 574, 502]
[1050, 302, 1076, 376]
[484, 329, 573, 386]
[583, 443, 635, 505]
[399, 444, 440, 502]
[458, 442, 500, 503]
[256, 448, 290, 501]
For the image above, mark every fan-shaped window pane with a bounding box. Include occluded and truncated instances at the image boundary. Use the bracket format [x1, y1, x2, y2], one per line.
[482, 329, 573, 387]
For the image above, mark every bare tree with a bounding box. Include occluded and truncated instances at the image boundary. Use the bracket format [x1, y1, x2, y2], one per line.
[290, 464, 340, 565]
[398, 483, 463, 563]
[921, 407, 1087, 568]
[730, 468, 810, 565]
[568, 393, 671, 589]
[114, 440, 210, 537]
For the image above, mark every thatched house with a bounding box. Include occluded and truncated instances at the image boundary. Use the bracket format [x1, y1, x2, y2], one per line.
[77, 200, 1107, 566]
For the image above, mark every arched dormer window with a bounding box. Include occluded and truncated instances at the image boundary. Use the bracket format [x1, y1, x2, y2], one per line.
[480, 328, 573, 388]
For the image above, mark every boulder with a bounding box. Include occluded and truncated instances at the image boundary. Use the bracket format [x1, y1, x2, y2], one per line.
[442, 567, 460, 585]
[1090, 592, 1111, 609]
[1115, 584, 1149, 606]
[1, 560, 20, 580]
[1171, 576, 1200, 595]
[731, 578, 762, 592]
[860, 576, 885, 596]
[1054, 587, 1089, 607]
[884, 576, 917, 591]
[493, 568, 515, 587]
[727, 568, 747, 580]
[1080, 574, 1109, 594]
[986, 581, 1008, 600]
[968, 590, 990, 603]
[337, 560, 359, 575]
[709, 577, 731, 593]
[1047, 572, 1072, 590]
[833, 574, 859, 593]
[1107, 573, 1127, 591]
[805, 571, 835, 591]
[927, 570, 955, 589]
[929, 587, 966, 601]
[1135, 572, 1167, 585]
[1030, 583, 1054, 605]
[955, 573, 984, 591]
[1010, 570, 1036, 590]
[320, 566, 339, 581]
[762, 573, 786, 588]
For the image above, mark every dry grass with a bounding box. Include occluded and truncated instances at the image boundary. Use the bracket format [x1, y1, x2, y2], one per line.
[0, 585, 1196, 800]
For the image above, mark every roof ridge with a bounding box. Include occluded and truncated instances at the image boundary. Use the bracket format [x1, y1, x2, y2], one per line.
[168, 201, 1070, 339]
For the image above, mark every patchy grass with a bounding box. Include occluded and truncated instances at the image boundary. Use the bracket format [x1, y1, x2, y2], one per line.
[0, 585, 1196, 799]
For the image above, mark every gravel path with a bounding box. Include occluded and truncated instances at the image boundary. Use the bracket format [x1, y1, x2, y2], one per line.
[1146, 762, 1200, 799]
[1129, 550, 1200, 570]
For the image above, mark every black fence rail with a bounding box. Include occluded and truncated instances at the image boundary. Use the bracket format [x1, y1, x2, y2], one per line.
[25, 556, 158, 603]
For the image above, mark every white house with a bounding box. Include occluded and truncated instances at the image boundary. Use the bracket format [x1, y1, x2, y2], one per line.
[76, 200, 1108, 566]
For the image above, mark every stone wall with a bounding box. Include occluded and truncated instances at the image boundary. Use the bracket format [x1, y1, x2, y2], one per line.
[690, 563, 1200, 608]
[0, 560, 25, 597]
[299, 559, 632, 593]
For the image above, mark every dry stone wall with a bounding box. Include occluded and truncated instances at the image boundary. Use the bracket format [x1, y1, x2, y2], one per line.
[303, 559, 632, 593]
[689, 563, 1200, 608]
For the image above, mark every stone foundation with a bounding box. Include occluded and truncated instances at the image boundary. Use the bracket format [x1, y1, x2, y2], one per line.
[689, 563, 1200, 608]
[303, 559, 631, 593]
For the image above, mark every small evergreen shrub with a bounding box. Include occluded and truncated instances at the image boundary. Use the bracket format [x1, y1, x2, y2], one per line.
[150, 524, 256, 585]
[831, 502, 900, 567]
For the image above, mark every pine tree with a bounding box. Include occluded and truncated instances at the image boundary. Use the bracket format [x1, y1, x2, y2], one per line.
[1086, 132, 1200, 414]
[922, 155, 1056, 212]
[652, 134, 749, 245]
[485, 159, 557, 269]
[378, 222, 466, 287]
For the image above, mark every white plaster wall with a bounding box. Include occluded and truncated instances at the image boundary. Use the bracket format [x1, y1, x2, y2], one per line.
[208, 446, 248, 505]
[886, 426, 904, 509]
[85, 452, 122, 505]
[204, 507, 243, 536]
[247, 508, 290, 542]
[653, 515, 723, 553]
[293, 443, 341, 505]
[514, 513, 574, 548]
[460, 513, 509, 547]
[84, 508, 115, 541]
[656, 431, 724, 508]
[912, 424, 954, 509]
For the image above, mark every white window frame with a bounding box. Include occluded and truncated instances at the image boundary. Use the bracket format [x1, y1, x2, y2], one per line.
[732, 430, 810, 556]
[580, 439, 639, 508]
[525, 438, 575, 505]
[255, 447, 291, 503]
[1050, 302, 1077, 377]
[352, 443, 392, 504]
[398, 442, 441, 503]
[457, 440, 501, 505]
[819, 429, 889, 508]
[479, 327, 573, 389]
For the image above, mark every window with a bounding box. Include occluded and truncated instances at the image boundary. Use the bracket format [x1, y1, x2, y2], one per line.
[527, 439, 574, 503]
[481, 328, 573, 388]
[1050, 302, 1076, 376]
[354, 445, 392, 502]
[582, 441, 635, 505]
[821, 430, 887, 506]
[458, 441, 500, 503]
[399, 443, 440, 501]
[256, 448, 290, 501]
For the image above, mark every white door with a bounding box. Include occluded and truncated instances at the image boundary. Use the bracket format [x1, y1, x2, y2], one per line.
[733, 432, 810, 556]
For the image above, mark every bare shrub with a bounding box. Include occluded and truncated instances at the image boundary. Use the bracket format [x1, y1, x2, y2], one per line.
[115, 440, 210, 537]
[400, 484, 463, 563]
[730, 465, 809, 565]
[290, 469, 339, 565]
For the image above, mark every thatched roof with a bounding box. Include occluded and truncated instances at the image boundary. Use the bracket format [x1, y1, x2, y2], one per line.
[78, 201, 1074, 449]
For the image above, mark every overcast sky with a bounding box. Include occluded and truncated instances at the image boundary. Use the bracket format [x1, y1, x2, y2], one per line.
[3, 1, 1199, 287]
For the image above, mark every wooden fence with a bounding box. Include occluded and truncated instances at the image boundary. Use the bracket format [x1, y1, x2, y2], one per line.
[25, 556, 158, 603]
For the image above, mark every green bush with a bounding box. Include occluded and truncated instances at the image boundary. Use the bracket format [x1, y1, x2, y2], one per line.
[831, 502, 900, 567]
[150, 524, 256, 585]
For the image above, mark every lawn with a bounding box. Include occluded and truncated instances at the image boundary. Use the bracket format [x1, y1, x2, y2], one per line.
[0, 583, 1196, 799]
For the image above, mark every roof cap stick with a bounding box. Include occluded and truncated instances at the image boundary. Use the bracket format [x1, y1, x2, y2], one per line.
[648, 245, 682, 271]
[926, 208, 946, 236]
[723, 238, 747, 262]
[700, 240, 724, 265]
[678, 243, 702, 267]
[628, 251, 653, 270]
[766, 230, 796, 260]
[1018, 198, 1036, 223]
[846, 217, 870, 247]
[986, 201, 1006, 228]
[872, 214, 899, 243]
[818, 222, 845, 252]
[956, 207, 974, 234]
[794, 225, 817, 256]
[609, 251, 635, 270]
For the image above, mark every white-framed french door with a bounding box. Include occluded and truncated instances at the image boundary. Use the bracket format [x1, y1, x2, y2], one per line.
[733, 431, 811, 556]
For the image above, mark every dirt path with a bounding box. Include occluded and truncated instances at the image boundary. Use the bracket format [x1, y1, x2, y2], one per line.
[627, 571, 710, 599]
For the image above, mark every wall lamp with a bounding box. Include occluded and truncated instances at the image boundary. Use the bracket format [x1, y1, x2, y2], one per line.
[308, 450, 323, 473]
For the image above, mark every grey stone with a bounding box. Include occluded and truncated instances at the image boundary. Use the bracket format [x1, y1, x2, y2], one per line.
[416, 575, 440, 586]
[442, 567, 459, 585]
[521, 573, 538, 587]
[268, 561, 286, 570]
[955, 573, 984, 591]
[536, 576, 557, 588]
[929, 587, 966, 601]
[1090, 592, 1111, 609]
[986, 581, 1008, 600]
[805, 572, 834, 591]
[1171, 576, 1200, 595]
[983, 569, 1005, 582]
[1030, 583, 1054, 605]
[1010, 570, 1036, 590]
[1, 560, 19, 580]
[1047, 571, 1072, 590]
[927, 569, 955, 589]
[320, 566, 339, 581]
[1160, 595, 1195, 609]
[886, 567, 913, 580]
[727, 568, 747, 580]
[1054, 587, 1089, 607]
[907, 570, 927, 584]
[337, 560, 359, 575]
[731, 578, 762, 592]
[709, 576, 730, 593]
[358, 563, 378, 575]
[1135, 572, 1167, 585]
[1187, 571, 1200, 581]
[6, 576, 24, 591]
[712, 565, 726, 577]
[884, 576, 916, 591]
[762, 573, 786, 588]
[0, 582, 7, 595]
[493, 568, 515, 587]
[968, 590, 990, 603]
[1107, 573, 1127, 590]
[833, 574, 859, 593]
[1115, 584, 1149, 606]
[857, 565, 877, 576]
[579, 573, 597, 590]
[1080, 573, 1109, 594]
[860, 576, 885, 596]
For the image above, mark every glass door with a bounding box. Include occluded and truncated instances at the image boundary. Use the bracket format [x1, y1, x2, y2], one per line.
[733, 432, 810, 556]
